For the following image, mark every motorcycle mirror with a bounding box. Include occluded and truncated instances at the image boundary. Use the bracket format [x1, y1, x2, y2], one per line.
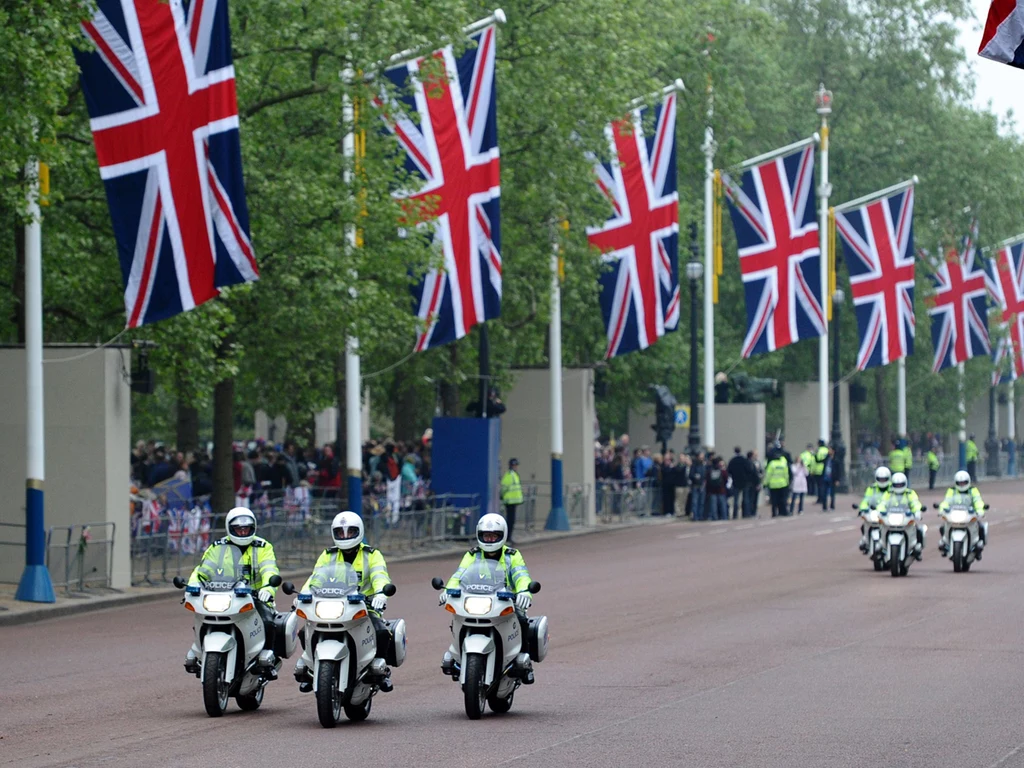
[268, 574, 283, 588]
[382, 583, 397, 597]
[985, 504, 991, 510]
[851, 504, 859, 510]
[281, 581, 296, 595]
[431, 577, 444, 590]
[932, 503, 940, 509]
[528, 581, 542, 594]
[172, 576, 186, 589]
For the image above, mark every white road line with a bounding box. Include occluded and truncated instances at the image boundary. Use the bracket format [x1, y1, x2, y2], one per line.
[814, 529, 835, 536]
[736, 523, 755, 530]
[676, 532, 701, 540]
[709, 529, 727, 535]
[836, 525, 857, 532]
[830, 516, 845, 523]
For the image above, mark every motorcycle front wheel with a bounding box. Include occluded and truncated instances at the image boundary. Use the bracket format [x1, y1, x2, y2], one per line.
[953, 541, 964, 573]
[236, 684, 264, 711]
[316, 660, 343, 728]
[202, 652, 230, 717]
[464, 653, 487, 720]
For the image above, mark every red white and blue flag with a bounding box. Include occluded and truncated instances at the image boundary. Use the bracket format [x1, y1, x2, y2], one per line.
[926, 221, 990, 372]
[723, 145, 824, 358]
[985, 241, 1024, 382]
[75, 0, 257, 328]
[586, 94, 679, 359]
[980, 0, 1024, 68]
[378, 25, 501, 352]
[834, 186, 916, 370]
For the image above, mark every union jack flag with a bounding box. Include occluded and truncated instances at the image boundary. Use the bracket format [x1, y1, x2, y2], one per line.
[980, 0, 1024, 68]
[378, 25, 501, 352]
[834, 187, 916, 370]
[723, 145, 824, 358]
[985, 241, 1024, 382]
[586, 93, 679, 359]
[926, 221, 990, 373]
[74, 0, 257, 328]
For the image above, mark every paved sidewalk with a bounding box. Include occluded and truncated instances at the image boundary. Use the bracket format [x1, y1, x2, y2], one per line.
[0, 514, 676, 627]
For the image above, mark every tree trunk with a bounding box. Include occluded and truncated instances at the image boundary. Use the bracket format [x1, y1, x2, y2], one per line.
[393, 370, 419, 442]
[176, 400, 200, 453]
[212, 377, 235, 515]
[335, 352, 347, 501]
[875, 366, 890, 450]
[13, 223, 25, 344]
[440, 344, 459, 417]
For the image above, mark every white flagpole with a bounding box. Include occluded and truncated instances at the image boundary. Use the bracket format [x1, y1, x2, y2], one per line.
[1010, 379, 1017, 475]
[816, 85, 832, 444]
[16, 153, 55, 603]
[897, 357, 907, 437]
[958, 362, 967, 470]
[702, 78, 716, 450]
[546, 227, 568, 530]
[343, 71, 362, 515]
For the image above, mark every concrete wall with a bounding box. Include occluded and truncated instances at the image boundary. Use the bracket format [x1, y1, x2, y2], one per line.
[627, 403, 766, 457]
[0, 348, 131, 588]
[499, 369, 596, 525]
[783, 382, 851, 475]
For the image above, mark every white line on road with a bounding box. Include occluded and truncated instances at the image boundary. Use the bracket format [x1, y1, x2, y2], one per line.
[676, 533, 701, 540]
[837, 525, 857, 532]
[814, 529, 835, 536]
[736, 523, 755, 530]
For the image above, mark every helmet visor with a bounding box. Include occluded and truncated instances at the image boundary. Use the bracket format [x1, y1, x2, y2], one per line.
[955, 480, 970, 491]
[333, 525, 361, 541]
[229, 515, 256, 539]
[478, 530, 503, 545]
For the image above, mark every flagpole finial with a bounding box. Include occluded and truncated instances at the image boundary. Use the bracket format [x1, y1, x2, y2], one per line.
[815, 83, 833, 116]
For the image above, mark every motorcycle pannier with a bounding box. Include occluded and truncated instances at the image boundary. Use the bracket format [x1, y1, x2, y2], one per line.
[385, 618, 407, 667]
[272, 611, 300, 659]
[527, 615, 549, 663]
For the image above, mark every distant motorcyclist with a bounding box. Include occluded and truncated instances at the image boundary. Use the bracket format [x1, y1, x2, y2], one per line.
[184, 507, 280, 676]
[440, 513, 535, 683]
[876, 472, 924, 560]
[938, 470, 987, 558]
[857, 466, 891, 553]
[293, 511, 395, 693]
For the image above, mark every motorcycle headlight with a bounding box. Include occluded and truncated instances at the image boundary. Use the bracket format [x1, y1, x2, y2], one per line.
[887, 513, 905, 527]
[315, 601, 345, 620]
[949, 510, 969, 524]
[869, 510, 880, 523]
[463, 597, 493, 616]
[203, 594, 232, 613]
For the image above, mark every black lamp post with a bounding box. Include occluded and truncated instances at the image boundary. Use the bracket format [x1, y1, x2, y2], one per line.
[831, 288, 847, 492]
[986, 384, 1001, 477]
[686, 223, 704, 454]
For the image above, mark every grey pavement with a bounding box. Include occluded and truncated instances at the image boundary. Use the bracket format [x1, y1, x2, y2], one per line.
[3, 483, 1024, 767]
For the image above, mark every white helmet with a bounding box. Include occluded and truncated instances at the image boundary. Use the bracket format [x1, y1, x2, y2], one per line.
[874, 466, 892, 490]
[225, 507, 257, 547]
[954, 470, 971, 492]
[331, 511, 364, 551]
[476, 513, 508, 553]
[890, 472, 908, 495]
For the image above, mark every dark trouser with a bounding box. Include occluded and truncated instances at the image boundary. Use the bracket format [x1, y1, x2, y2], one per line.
[808, 475, 818, 497]
[929, 469, 937, 490]
[967, 461, 977, 483]
[505, 503, 518, 541]
[821, 482, 835, 510]
[769, 487, 788, 517]
[662, 484, 676, 516]
[371, 613, 392, 664]
[816, 476, 826, 504]
[743, 487, 758, 517]
[789, 492, 805, 515]
[254, 599, 277, 654]
[731, 488, 746, 519]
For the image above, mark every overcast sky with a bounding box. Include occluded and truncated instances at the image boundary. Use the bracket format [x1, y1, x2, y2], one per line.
[961, 0, 1024, 132]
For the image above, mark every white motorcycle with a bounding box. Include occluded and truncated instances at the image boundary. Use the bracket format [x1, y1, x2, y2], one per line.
[431, 562, 547, 720]
[284, 561, 405, 727]
[854, 502, 884, 571]
[934, 501, 989, 573]
[173, 574, 298, 717]
[880, 503, 925, 578]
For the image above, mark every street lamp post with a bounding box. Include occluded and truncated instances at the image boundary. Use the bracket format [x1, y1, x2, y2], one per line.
[687, 223, 704, 454]
[986, 384, 1001, 478]
[831, 288, 847, 493]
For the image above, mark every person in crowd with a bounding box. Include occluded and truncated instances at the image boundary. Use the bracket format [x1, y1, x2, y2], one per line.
[688, 452, 707, 521]
[252, 449, 272, 488]
[467, 387, 507, 418]
[927, 446, 940, 490]
[661, 451, 681, 516]
[727, 447, 752, 519]
[813, 439, 828, 505]
[765, 447, 790, 518]
[789, 456, 808, 515]
[147, 448, 175, 487]
[819, 446, 839, 511]
[500, 458, 524, 544]
[316, 444, 341, 499]
[747, 450, 763, 516]
[966, 433, 979, 482]
[705, 455, 729, 521]
[800, 443, 818, 499]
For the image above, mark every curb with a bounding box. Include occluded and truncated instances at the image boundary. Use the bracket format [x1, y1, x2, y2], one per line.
[0, 515, 674, 628]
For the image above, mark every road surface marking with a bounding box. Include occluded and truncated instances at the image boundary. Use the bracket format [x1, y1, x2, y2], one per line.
[837, 525, 857, 532]
[676, 533, 701, 540]
[814, 529, 835, 536]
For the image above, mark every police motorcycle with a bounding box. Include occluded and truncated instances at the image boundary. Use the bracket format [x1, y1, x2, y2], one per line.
[933, 501, 989, 573]
[879, 499, 924, 578]
[283, 561, 405, 727]
[431, 561, 547, 720]
[853, 502, 885, 571]
[172, 573, 298, 717]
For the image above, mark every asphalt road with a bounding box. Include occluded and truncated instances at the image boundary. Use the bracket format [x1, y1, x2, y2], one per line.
[5, 484, 1024, 768]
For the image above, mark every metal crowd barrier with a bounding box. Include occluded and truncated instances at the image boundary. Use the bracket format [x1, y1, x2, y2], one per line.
[517, 483, 594, 530]
[0, 522, 26, 585]
[46, 522, 116, 593]
[595, 480, 656, 522]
